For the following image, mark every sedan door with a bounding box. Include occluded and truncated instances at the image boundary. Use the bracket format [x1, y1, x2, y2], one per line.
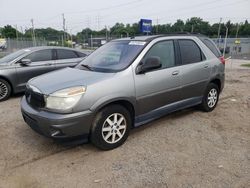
[15, 49, 56, 91]
[134, 40, 181, 115]
[55, 49, 85, 69]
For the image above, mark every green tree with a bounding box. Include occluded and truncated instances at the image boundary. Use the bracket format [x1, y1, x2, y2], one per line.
[1, 25, 21, 38]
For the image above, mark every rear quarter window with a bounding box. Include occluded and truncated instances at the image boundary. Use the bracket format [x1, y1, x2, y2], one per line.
[201, 38, 221, 57]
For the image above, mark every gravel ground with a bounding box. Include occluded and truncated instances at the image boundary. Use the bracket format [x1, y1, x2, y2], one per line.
[0, 60, 249, 188]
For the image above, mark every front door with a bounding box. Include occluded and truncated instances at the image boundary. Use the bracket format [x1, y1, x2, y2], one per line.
[15, 49, 55, 90]
[134, 40, 181, 115]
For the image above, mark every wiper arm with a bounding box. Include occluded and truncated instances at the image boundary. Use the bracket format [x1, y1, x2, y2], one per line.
[81, 64, 93, 71]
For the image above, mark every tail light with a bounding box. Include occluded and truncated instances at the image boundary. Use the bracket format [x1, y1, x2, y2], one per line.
[219, 56, 226, 65]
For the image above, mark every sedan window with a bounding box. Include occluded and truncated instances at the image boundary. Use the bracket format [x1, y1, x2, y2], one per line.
[57, 49, 78, 59]
[25, 50, 53, 62]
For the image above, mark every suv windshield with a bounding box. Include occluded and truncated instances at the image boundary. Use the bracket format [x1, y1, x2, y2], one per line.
[76, 40, 146, 72]
[0, 49, 28, 64]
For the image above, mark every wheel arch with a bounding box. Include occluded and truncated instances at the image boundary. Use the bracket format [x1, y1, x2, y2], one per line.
[92, 98, 136, 127]
[210, 78, 221, 92]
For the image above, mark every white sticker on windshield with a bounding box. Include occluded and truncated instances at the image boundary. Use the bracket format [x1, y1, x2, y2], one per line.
[24, 49, 31, 52]
[129, 41, 146, 46]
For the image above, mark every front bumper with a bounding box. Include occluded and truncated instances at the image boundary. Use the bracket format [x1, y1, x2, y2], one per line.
[21, 96, 94, 139]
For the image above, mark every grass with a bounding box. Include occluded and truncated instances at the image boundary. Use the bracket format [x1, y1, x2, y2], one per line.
[241, 63, 250, 68]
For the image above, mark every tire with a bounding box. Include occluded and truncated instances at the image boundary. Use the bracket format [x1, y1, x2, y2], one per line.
[0, 79, 11, 102]
[90, 105, 132, 150]
[200, 83, 219, 112]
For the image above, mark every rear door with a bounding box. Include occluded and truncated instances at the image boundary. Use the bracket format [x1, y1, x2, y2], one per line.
[15, 49, 55, 90]
[178, 39, 211, 100]
[55, 49, 85, 69]
[134, 40, 181, 115]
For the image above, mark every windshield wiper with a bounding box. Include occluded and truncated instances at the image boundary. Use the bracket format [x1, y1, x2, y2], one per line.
[81, 64, 93, 71]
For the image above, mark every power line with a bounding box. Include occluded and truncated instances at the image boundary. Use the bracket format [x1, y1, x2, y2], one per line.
[64, 0, 146, 15]
[157, 0, 248, 22]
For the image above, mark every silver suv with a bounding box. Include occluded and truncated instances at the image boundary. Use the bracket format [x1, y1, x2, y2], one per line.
[21, 34, 225, 150]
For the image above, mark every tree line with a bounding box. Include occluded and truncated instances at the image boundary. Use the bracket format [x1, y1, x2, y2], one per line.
[1, 17, 250, 43]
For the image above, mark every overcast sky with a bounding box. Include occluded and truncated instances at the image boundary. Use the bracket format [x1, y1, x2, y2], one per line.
[1, 0, 250, 33]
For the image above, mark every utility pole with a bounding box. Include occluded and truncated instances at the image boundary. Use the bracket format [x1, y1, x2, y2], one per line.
[105, 25, 108, 41]
[235, 23, 240, 39]
[15, 25, 19, 40]
[15, 25, 19, 49]
[90, 34, 93, 49]
[223, 26, 228, 57]
[156, 18, 159, 34]
[96, 15, 100, 31]
[62, 13, 66, 46]
[235, 23, 241, 55]
[31, 19, 36, 46]
[20, 26, 24, 35]
[70, 29, 73, 48]
[191, 24, 194, 33]
[217, 17, 222, 47]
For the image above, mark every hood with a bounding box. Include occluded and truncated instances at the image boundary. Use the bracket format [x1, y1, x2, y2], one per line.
[0, 62, 10, 66]
[0, 63, 11, 69]
[29, 67, 115, 94]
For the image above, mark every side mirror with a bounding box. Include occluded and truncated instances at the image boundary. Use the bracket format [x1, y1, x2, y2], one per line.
[136, 56, 162, 74]
[20, 59, 31, 66]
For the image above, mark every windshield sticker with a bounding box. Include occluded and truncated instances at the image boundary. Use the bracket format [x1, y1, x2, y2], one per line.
[129, 41, 146, 46]
[24, 49, 31, 52]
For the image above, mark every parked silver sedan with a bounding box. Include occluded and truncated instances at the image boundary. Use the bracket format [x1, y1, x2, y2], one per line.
[0, 46, 87, 101]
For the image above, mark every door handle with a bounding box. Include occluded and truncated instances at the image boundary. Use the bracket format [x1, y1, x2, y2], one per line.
[46, 63, 53, 66]
[204, 64, 209, 68]
[172, 71, 179, 76]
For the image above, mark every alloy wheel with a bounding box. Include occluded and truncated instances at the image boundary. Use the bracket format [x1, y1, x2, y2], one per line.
[0, 81, 8, 100]
[102, 113, 127, 144]
[207, 88, 218, 108]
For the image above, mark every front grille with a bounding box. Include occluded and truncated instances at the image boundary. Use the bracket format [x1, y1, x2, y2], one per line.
[25, 88, 45, 108]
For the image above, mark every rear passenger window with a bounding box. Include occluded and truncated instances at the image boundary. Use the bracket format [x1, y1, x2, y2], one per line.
[179, 40, 204, 64]
[57, 49, 78, 59]
[144, 40, 175, 69]
[202, 38, 221, 57]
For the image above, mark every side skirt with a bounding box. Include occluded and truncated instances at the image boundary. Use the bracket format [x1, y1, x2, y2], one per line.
[134, 96, 202, 127]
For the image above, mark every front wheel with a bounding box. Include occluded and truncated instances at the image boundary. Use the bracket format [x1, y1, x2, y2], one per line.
[200, 83, 219, 112]
[90, 105, 132, 150]
[0, 79, 11, 102]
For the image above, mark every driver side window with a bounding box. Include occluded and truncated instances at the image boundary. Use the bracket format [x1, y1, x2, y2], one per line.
[24, 50, 52, 63]
[144, 40, 175, 69]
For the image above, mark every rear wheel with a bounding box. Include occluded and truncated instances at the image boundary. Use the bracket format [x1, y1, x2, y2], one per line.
[90, 105, 131, 150]
[200, 83, 219, 112]
[0, 79, 11, 102]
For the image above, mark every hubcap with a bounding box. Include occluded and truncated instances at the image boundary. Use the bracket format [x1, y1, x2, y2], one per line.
[207, 88, 218, 108]
[0, 81, 8, 100]
[102, 113, 127, 144]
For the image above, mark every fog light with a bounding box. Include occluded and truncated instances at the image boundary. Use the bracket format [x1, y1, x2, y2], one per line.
[50, 128, 63, 137]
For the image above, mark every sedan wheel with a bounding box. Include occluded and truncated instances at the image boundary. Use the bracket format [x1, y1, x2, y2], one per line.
[0, 79, 11, 101]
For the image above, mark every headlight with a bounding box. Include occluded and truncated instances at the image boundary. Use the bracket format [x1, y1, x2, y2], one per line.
[45, 86, 86, 110]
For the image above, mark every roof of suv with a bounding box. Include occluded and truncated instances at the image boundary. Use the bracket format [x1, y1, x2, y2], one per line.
[114, 33, 208, 42]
